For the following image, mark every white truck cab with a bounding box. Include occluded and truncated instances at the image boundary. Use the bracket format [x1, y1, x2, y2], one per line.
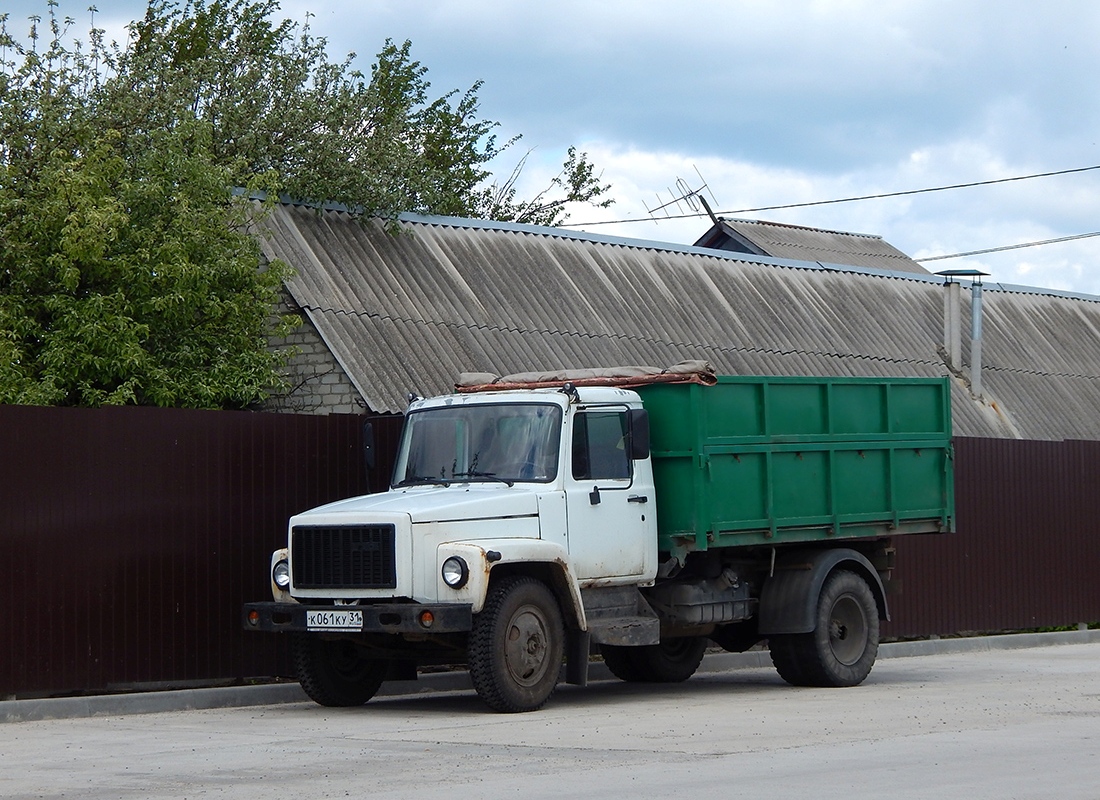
[245, 383, 662, 712]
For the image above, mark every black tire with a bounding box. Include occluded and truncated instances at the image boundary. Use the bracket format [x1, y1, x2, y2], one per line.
[769, 569, 880, 688]
[767, 634, 809, 686]
[468, 576, 564, 713]
[601, 636, 707, 683]
[292, 633, 388, 707]
[600, 644, 648, 682]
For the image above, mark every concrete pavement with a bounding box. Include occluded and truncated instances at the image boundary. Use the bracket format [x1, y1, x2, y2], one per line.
[3, 628, 1097, 723]
[3, 635, 1100, 799]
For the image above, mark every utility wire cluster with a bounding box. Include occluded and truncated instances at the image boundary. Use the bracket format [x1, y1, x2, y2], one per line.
[564, 164, 1100, 263]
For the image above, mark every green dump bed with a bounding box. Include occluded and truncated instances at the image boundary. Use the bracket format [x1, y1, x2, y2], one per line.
[635, 376, 954, 559]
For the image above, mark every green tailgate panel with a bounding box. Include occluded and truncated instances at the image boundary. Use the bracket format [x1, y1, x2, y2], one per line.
[637, 376, 954, 559]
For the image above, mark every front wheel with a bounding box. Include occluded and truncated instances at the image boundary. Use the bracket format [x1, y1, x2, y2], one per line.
[468, 576, 564, 712]
[292, 634, 388, 707]
[769, 569, 879, 687]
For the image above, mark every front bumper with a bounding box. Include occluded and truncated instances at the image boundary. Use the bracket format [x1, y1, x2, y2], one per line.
[242, 601, 473, 634]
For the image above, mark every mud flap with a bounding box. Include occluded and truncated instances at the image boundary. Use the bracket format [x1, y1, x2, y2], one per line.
[565, 629, 590, 686]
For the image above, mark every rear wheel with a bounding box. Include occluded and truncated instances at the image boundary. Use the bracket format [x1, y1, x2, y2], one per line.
[770, 569, 879, 687]
[468, 576, 564, 712]
[601, 636, 707, 683]
[292, 634, 388, 707]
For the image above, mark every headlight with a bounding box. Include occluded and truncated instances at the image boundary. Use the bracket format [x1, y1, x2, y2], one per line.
[272, 559, 291, 589]
[441, 556, 469, 589]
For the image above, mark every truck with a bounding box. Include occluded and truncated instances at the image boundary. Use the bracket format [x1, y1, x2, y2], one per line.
[243, 362, 954, 712]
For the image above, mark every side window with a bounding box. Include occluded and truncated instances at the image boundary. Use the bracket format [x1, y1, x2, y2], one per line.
[572, 410, 631, 480]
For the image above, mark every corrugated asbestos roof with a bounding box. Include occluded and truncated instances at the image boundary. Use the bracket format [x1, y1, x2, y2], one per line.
[695, 218, 930, 275]
[255, 204, 1100, 440]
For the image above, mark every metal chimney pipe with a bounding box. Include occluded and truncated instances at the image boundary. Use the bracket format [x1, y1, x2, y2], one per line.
[936, 269, 989, 398]
[970, 278, 984, 399]
[943, 279, 962, 370]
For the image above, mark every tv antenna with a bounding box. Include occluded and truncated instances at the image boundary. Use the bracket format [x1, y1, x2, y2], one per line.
[643, 166, 721, 226]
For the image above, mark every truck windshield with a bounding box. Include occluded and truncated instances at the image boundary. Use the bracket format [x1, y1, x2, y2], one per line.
[392, 403, 563, 487]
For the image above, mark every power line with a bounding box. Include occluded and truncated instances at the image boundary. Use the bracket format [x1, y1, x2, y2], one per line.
[564, 164, 1100, 228]
[916, 231, 1100, 262]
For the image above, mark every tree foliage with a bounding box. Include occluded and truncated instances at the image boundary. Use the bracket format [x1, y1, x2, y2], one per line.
[100, 0, 612, 222]
[481, 145, 614, 227]
[0, 0, 613, 408]
[0, 4, 293, 408]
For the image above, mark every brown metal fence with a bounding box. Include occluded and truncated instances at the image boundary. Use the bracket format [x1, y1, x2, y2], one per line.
[2, 405, 1098, 698]
[885, 436, 1100, 638]
[2, 405, 403, 699]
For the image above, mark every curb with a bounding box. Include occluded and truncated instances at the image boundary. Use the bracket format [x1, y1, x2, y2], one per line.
[3, 629, 1097, 724]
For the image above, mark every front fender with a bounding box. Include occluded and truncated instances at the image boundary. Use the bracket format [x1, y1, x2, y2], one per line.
[436, 538, 586, 626]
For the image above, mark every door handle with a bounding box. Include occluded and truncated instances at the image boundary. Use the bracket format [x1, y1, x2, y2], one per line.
[627, 495, 648, 503]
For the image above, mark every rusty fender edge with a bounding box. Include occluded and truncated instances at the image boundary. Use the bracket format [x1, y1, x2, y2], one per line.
[242, 602, 473, 634]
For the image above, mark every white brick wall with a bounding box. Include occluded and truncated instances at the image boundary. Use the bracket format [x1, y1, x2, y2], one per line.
[265, 291, 367, 415]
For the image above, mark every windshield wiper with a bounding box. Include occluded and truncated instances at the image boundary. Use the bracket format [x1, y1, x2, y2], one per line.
[395, 475, 451, 487]
[452, 470, 515, 487]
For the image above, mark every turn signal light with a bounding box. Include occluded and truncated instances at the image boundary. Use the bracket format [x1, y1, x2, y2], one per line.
[418, 610, 435, 628]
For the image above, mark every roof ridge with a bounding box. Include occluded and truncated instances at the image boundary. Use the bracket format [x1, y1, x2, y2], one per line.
[752, 240, 912, 260]
[722, 217, 885, 241]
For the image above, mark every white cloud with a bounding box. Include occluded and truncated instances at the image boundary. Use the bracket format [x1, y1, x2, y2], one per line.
[10, 0, 1100, 295]
[554, 137, 1100, 297]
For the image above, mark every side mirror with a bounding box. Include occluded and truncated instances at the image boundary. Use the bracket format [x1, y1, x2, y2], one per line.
[362, 421, 376, 471]
[628, 409, 650, 460]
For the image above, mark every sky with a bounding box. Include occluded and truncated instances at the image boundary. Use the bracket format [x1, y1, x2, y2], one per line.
[7, 0, 1100, 295]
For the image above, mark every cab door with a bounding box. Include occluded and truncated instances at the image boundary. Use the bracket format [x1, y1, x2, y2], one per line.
[564, 406, 655, 581]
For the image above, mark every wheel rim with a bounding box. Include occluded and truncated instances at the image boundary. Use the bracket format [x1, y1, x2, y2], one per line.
[828, 594, 869, 666]
[503, 603, 553, 687]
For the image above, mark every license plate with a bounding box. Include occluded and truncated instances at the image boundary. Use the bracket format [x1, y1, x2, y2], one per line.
[306, 609, 363, 631]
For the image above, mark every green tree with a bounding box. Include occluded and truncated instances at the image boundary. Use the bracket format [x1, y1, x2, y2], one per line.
[480, 145, 614, 227]
[106, 0, 611, 222]
[0, 5, 294, 408]
[0, 0, 613, 408]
